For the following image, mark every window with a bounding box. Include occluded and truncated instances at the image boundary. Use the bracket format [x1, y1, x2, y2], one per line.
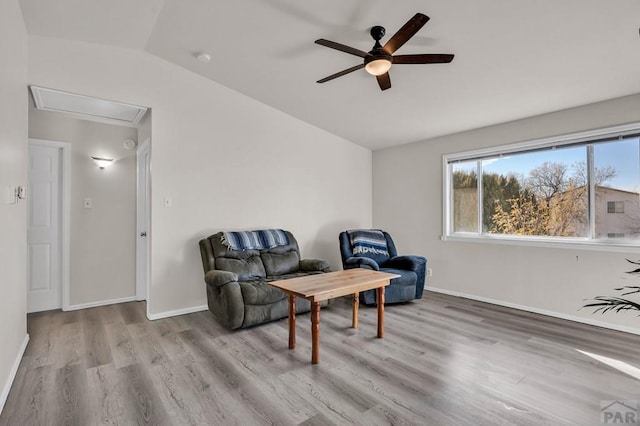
[607, 201, 624, 214]
[444, 124, 640, 246]
[451, 161, 478, 232]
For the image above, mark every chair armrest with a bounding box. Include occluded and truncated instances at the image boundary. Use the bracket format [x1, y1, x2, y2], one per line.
[383, 255, 426, 272]
[345, 257, 379, 271]
[384, 255, 427, 299]
[204, 270, 239, 288]
[299, 259, 331, 272]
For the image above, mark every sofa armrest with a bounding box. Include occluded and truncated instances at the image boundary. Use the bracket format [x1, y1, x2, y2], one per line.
[299, 259, 331, 273]
[204, 270, 239, 288]
[383, 255, 426, 272]
[204, 271, 244, 329]
[345, 256, 379, 271]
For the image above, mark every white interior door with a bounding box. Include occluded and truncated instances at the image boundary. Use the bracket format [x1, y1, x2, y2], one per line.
[27, 142, 62, 312]
[136, 139, 150, 301]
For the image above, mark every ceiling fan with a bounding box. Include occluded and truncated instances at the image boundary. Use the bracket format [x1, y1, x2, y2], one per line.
[315, 13, 454, 91]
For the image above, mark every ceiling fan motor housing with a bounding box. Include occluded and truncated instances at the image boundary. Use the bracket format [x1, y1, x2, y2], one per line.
[370, 26, 386, 41]
[366, 26, 392, 68]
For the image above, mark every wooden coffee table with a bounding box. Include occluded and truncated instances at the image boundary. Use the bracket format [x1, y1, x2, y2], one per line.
[269, 269, 400, 364]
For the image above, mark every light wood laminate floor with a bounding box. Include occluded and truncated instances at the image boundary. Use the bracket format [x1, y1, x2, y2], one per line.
[1, 292, 639, 425]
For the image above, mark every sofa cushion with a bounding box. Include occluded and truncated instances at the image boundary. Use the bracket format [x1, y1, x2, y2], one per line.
[216, 255, 266, 281]
[207, 232, 267, 280]
[261, 250, 299, 276]
[239, 279, 287, 305]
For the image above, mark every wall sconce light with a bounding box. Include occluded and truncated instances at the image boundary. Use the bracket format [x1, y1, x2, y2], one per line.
[91, 156, 114, 169]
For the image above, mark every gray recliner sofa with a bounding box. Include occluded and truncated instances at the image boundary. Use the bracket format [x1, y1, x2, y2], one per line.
[199, 230, 331, 329]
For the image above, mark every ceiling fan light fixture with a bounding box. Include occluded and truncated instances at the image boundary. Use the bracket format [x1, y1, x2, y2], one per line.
[365, 58, 392, 76]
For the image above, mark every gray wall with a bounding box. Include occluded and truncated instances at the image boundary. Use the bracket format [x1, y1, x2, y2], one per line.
[28, 101, 138, 306]
[0, 0, 28, 411]
[373, 93, 640, 333]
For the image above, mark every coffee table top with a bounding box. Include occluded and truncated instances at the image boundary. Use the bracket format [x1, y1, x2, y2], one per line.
[269, 268, 400, 302]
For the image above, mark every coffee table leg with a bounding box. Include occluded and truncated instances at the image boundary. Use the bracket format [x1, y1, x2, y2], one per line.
[288, 294, 296, 349]
[311, 301, 320, 364]
[377, 286, 385, 338]
[352, 292, 359, 328]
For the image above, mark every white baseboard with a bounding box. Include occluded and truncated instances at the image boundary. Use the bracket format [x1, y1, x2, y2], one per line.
[0, 334, 29, 415]
[425, 286, 640, 337]
[147, 304, 208, 321]
[64, 296, 137, 311]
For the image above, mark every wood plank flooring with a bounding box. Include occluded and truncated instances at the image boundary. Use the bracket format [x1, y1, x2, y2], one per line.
[2, 291, 640, 425]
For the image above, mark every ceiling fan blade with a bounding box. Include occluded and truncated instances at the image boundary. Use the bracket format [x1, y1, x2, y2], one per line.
[382, 13, 430, 54]
[376, 72, 391, 91]
[317, 64, 365, 83]
[393, 54, 454, 64]
[315, 39, 370, 58]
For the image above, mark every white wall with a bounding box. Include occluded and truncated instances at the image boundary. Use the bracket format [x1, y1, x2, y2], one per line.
[28, 36, 372, 317]
[373, 93, 640, 333]
[28, 102, 138, 307]
[0, 0, 28, 411]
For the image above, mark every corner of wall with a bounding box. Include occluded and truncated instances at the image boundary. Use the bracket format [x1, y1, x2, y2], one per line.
[0, 334, 28, 415]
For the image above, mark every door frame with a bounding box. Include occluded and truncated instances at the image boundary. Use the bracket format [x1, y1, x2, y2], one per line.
[27, 138, 71, 311]
[136, 138, 151, 303]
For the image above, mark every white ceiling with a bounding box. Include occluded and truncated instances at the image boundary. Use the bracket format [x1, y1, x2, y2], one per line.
[19, 0, 640, 150]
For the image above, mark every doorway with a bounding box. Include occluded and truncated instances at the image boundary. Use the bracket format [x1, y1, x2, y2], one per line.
[27, 88, 151, 313]
[136, 138, 150, 302]
[27, 139, 70, 313]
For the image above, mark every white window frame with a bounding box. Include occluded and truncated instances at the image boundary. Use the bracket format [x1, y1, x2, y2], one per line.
[442, 122, 640, 252]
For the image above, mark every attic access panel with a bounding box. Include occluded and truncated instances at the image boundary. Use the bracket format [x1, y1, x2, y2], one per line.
[30, 86, 147, 125]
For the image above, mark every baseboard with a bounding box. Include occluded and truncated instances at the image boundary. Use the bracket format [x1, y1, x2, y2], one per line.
[0, 334, 29, 415]
[147, 304, 208, 321]
[64, 296, 137, 311]
[425, 286, 640, 337]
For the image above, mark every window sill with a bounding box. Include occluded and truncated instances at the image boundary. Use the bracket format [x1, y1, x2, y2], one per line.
[443, 233, 640, 253]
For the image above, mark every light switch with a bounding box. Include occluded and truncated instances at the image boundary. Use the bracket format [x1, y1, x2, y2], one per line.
[83, 198, 93, 209]
[6, 187, 16, 205]
[163, 197, 172, 208]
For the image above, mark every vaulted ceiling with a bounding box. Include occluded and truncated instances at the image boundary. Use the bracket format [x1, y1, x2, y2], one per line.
[19, 0, 640, 150]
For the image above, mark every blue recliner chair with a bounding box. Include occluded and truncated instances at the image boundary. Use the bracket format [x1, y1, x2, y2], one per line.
[339, 229, 427, 305]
